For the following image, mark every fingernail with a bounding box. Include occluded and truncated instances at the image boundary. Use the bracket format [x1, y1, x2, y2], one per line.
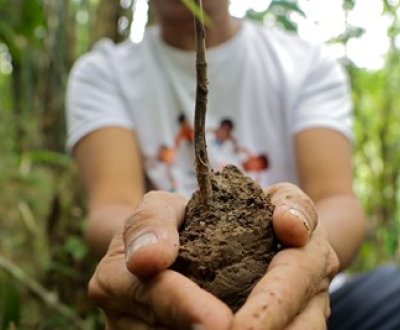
[127, 232, 158, 260]
[192, 324, 205, 330]
[289, 208, 310, 232]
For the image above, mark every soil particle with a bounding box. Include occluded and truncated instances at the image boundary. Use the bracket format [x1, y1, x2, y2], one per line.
[172, 164, 278, 311]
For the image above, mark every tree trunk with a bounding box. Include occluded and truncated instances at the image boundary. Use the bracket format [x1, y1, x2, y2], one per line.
[92, 0, 134, 45]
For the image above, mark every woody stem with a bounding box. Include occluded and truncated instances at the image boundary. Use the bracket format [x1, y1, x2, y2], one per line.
[193, 0, 212, 207]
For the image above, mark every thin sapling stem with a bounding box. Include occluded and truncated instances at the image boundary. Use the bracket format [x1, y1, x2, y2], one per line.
[193, 0, 212, 207]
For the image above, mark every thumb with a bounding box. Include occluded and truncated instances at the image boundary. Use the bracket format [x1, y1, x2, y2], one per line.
[123, 191, 188, 277]
[265, 183, 318, 247]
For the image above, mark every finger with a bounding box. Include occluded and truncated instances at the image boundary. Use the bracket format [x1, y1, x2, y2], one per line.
[142, 270, 233, 330]
[231, 231, 336, 330]
[285, 291, 330, 330]
[124, 191, 188, 277]
[90, 258, 232, 329]
[265, 183, 318, 247]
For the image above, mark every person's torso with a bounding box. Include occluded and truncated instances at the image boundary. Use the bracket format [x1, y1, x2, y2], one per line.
[113, 21, 311, 196]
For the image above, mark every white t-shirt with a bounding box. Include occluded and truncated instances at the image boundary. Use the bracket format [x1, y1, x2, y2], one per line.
[66, 20, 353, 197]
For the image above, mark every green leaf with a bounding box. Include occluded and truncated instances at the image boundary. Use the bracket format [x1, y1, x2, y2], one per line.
[276, 15, 297, 32]
[0, 274, 21, 329]
[28, 150, 72, 169]
[329, 26, 365, 44]
[179, 0, 212, 26]
[270, 0, 306, 17]
[63, 236, 88, 262]
[245, 0, 305, 31]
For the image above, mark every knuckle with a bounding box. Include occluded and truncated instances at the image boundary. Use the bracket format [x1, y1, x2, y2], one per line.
[124, 207, 158, 238]
[88, 271, 108, 308]
[145, 190, 185, 217]
[145, 190, 164, 201]
[327, 248, 340, 278]
[269, 183, 315, 212]
[267, 182, 297, 199]
[123, 191, 185, 239]
[293, 193, 318, 227]
[130, 282, 157, 324]
[144, 190, 182, 206]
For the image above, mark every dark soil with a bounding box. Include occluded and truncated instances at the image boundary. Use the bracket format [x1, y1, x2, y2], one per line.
[172, 164, 278, 311]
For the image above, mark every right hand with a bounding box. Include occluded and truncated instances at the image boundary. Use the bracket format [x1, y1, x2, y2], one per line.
[88, 191, 233, 330]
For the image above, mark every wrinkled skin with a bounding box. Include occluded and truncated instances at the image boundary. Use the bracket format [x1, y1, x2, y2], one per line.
[89, 184, 339, 330]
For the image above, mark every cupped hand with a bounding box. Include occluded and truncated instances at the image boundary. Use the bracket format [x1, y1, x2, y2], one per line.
[231, 183, 340, 330]
[89, 184, 339, 330]
[88, 191, 233, 330]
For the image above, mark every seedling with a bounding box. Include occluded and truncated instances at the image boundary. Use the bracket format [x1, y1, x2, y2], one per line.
[172, 0, 278, 311]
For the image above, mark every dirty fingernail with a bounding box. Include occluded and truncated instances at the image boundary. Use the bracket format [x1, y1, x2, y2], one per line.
[289, 208, 310, 232]
[127, 232, 158, 260]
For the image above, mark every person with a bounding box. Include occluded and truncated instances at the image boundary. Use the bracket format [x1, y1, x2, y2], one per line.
[65, 0, 366, 328]
[174, 114, 194, 148]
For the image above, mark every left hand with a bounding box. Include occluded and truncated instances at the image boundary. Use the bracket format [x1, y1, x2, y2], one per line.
[89, 192, 233, 330]
[231, 183, 340, 330]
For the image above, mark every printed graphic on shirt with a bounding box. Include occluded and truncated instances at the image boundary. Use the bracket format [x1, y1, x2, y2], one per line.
[207, 118, 270, 184]
[154, 114, 270, 193]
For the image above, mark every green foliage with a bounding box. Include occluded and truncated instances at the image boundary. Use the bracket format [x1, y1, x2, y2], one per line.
[350, 61, 400, 268]
[0, 0, 46, 58]
[0, 1, 103, 327]
[244, 0, 400, 272]
[329, 26, 365, 45]
[63, 236, 89, 262]
[0, 149, 101, 329]
[345, 2, 400, 269]
[246, 0, 305, 31]
[0, 274, 21, 329]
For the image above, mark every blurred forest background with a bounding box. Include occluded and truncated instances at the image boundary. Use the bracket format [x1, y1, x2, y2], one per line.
[1, 0, 400, 329]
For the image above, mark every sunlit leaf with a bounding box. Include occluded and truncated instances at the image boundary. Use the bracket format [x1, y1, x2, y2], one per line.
[276, 15, 297, 31]
[180, 0, 212, 26]
[270, 0, 305, 17]
[29, 151, 72, 169]
[64, 236, 88, 262]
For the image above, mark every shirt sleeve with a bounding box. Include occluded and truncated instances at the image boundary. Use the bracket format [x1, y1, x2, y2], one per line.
[65, 39, 134, 153]
[289, 45, 353, 141]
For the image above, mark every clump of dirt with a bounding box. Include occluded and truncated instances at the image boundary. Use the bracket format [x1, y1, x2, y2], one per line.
[172, 164, 278, 311]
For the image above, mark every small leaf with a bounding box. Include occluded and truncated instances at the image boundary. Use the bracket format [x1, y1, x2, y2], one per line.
[180, 0, 212, 26]
[0, 274, 21, 329]
[29, 150, 72, 169]
[276, 15, 297, 32]
[63, 236, 88, 262]
[270, 0, 306, 17]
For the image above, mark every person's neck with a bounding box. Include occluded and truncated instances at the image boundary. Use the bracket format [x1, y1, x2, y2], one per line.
[158, 14, 241, 50]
